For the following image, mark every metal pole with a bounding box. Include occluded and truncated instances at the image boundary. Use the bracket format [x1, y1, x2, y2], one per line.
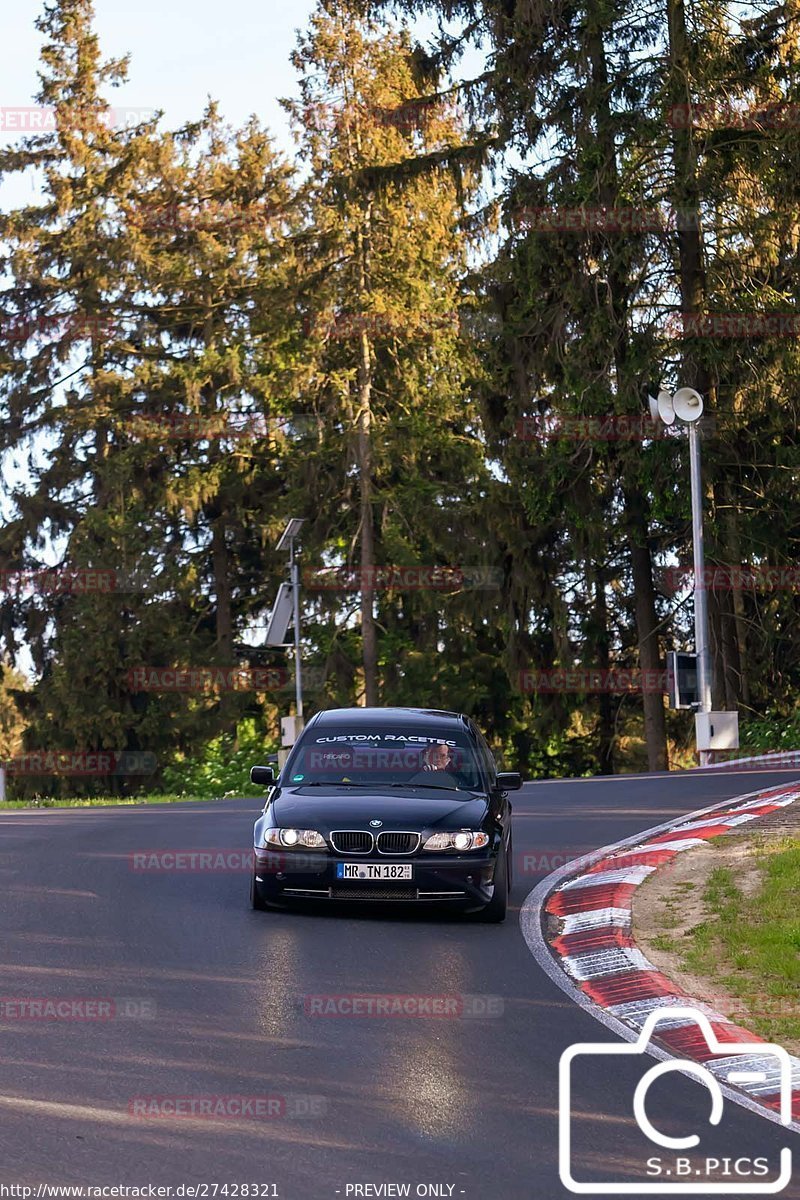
[290, 538, 303, 719]
[688, 421, 712, 763]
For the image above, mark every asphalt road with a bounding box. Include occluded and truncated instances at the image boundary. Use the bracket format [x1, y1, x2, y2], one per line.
[1, 768, 799, 1199]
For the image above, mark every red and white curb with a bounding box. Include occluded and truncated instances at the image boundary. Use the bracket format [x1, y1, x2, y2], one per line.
[521, 781, 800, 1134]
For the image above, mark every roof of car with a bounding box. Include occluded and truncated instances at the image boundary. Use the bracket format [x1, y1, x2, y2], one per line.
[311, 706, 467, 727]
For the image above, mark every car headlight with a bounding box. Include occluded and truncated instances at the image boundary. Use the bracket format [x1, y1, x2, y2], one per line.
[422, 831, 490, 852]
[262, 828, 327, 850]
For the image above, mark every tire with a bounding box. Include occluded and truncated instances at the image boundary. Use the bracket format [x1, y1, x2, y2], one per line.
[475, 842, 509, 923]
[507, 830, 514, 892]
[249, 871, 268, 911]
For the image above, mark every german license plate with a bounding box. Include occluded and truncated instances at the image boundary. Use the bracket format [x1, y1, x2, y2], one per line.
[336, 863, 413, 881]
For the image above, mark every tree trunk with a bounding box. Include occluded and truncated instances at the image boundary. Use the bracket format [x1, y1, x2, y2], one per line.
[357, 385, 379, 706]
[626, 499, 669, 770]
[210, 511, 236, 730]
[585, 17, 669, 770]
[707, 583, 737, 710]
[355, 207, 378, 706]
[211, 517, 233, 663]
[667, 0, 706, 324]
[666, 0, 737, 714]
[591, 563, 616, 774]
[722, 480, 750, 705]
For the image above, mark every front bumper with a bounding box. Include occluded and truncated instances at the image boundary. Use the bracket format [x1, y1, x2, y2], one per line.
[252, 848, 499, 909]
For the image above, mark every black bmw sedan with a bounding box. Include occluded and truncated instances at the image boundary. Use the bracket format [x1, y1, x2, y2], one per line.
[248, 707, 522, 921]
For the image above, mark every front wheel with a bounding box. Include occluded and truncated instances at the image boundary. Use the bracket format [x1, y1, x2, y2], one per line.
[249, 871, 268, 911]
[475, 842, 508, 923]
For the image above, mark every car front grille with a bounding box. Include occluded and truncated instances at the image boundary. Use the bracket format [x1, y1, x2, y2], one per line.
[330, 831, 373, 854]
[332, 886, 418, 901]
[376, 831, 420, 855]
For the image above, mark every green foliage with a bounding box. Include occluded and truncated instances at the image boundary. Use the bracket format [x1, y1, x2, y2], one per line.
[739, 711, 800, 755]
[0, 663, 28, 759]
[680, 841, 800, 1045]
[0, 794, 212, 809]
[161, 719, 277, 798]
[2, 0, 800, 786]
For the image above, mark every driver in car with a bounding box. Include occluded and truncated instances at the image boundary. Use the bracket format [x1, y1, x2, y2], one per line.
[407, 742, 460, 787]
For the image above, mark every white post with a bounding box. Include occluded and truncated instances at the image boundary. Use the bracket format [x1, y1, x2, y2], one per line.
[688, 421, 712, 765]
[289, 537, 303, 719]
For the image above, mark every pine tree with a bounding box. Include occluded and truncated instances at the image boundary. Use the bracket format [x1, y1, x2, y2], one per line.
[117, 104, 301, 736]
[286, 0, 491, 709]
[0, 1, 301, 782]
[0, 0, 177, 783]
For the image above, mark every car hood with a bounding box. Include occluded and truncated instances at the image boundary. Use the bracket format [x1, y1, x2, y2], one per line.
[264, 785, 488, 833]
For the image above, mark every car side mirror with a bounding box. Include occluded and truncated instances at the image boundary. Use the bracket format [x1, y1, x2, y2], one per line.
[496, 771, 523, 791]
[250, 765, 275, 786]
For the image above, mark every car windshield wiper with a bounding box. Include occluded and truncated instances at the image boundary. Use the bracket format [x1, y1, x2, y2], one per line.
[292, 780, 375, 787]
[390, 782, 465, 792]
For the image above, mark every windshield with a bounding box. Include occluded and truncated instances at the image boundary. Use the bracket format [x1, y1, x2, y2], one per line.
[284, 726, 484, 792]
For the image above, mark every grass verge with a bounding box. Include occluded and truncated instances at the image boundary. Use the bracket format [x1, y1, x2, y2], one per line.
[678, 836, 800, 1046]
[0, 792, 264, 809]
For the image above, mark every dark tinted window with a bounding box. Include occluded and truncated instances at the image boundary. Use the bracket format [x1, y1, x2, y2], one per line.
[285, 724, 483, 791]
